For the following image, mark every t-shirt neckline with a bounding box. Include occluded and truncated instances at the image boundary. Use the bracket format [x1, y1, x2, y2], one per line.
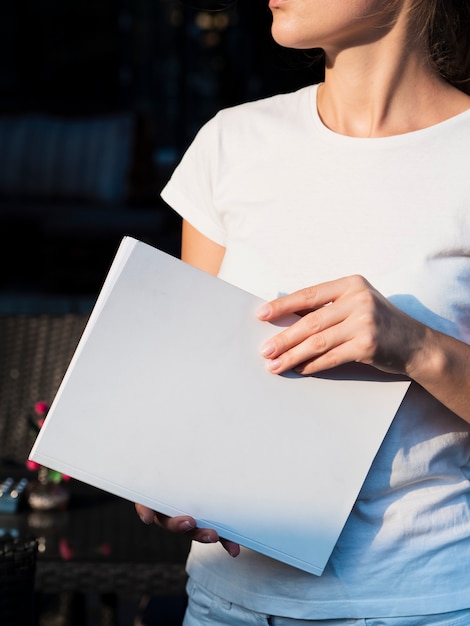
[308, 82, 470, 145]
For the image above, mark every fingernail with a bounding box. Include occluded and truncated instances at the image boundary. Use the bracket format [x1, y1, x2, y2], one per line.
[202, 534, 216, 543]
[179, 520, 195, 532]
[256, 304, 271, 318]
[261, 341, 275, 357]
[140, 514, 152, 525]
[267, 358, 282, 372]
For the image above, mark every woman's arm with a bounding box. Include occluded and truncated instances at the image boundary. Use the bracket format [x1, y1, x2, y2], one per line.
[256, 274, 470, 423]
[180, 220, 226, 275]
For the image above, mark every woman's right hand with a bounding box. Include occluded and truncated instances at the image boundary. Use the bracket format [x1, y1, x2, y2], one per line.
[135, 503, 241, 557]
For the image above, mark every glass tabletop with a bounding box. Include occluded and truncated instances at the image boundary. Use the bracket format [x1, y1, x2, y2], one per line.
[0, 469, 191, 596]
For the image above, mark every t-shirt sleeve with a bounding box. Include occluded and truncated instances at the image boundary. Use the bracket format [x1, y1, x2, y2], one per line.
[160, 113, 227, 247]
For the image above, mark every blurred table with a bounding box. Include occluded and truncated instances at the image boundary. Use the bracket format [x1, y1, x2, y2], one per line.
[0, 469, 191, 599]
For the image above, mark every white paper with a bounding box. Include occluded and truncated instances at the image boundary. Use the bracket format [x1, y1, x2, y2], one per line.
[30, 237, 410, 575]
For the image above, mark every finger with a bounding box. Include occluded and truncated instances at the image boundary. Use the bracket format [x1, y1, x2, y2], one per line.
[187, 527, 220, 544]
[136, 505, 240, 556]
[261, 298, 349, 362]
[154, 512, 222, 546]
[293, 341, 359, 375]
[265, 322, 352, 374]
[153, 511, 198, 533]
[285, 306, 382, 375]
[220, 538, 241, 557]
[256, 279, 348, 321]
[135, 503, 156, 525]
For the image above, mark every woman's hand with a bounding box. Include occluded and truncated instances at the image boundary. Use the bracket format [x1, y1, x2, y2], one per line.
[135, 503, 241, 557]
[256, 274, 470, 422]
[256, 274, 427, 377]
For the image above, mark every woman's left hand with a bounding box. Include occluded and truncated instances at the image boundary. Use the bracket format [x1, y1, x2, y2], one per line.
[256, 274, 426, 378]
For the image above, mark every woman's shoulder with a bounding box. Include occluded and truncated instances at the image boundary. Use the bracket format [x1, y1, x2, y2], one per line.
[212, 84, 317, 127]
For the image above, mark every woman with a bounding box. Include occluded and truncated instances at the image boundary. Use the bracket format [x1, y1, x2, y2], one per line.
[137, 1, 470, 623]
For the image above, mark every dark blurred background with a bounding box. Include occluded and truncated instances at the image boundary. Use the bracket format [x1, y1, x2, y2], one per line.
[0, 5, 324, 623]
[0, 0, 323, 309]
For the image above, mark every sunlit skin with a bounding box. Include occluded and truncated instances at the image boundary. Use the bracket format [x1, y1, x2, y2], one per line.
[269, 0, 402, 51]
[136, 0, 470, 555]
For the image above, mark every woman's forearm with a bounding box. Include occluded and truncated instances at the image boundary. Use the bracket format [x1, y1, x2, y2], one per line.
[406, 327, 470, 423]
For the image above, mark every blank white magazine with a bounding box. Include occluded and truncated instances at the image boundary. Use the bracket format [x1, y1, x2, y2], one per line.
[30, 236, 410, 575]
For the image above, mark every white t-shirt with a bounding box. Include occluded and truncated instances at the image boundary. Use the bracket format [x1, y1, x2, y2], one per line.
[161, 84, 470, 619]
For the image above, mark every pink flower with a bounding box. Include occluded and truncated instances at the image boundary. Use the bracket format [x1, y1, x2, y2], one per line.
[27, 400, 68, 484]
[59, 538, 75, 561]
[34, 401, 49, 415]
[26, 459, 41, 471]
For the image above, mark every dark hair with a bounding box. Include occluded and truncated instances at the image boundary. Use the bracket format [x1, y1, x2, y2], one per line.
[412, 0, 470, 94]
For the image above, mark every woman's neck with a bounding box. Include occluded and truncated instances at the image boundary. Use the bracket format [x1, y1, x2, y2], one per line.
[316, 38, 470, 138]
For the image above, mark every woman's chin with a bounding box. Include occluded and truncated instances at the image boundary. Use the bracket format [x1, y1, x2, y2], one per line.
[271, 29, 314, 50]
